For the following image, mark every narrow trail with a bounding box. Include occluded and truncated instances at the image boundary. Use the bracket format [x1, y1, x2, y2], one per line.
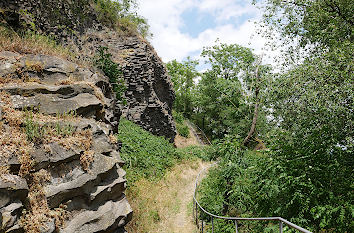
[126, 122, 210, 233]
[155, 160, 210, 233]
[155, 122, 210, 233]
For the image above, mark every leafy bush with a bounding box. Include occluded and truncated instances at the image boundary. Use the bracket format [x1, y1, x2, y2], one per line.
[176, 123, 189, 138]
[117, 118, 180, 184]
[93, 0, 151, 38]
[197, 136, 354, 232]
[117, 118, 212, 186]
[95, 46, 126, 102]
[173, 111, 190, 138]
[173, 111, 185, 124]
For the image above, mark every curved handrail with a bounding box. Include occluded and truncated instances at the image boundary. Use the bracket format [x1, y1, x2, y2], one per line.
[193, 163, 312, 233]
[186, 120, 212, 145]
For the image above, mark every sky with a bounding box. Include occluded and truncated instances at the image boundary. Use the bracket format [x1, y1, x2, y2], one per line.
[136, 0, 280, 68]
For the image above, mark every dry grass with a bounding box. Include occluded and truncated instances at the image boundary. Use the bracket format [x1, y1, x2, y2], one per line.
[109, 134, 118, 144]
[19, 169, 67, 233]
[0, 26, 74, 60]
[80, 150, 95, 171]
[0, 90, 91, 231]
[125, 159, 205, 233]
[0, 91, 34, 176]
[0, 165, 10, 176]
[174, 134, 200, 149]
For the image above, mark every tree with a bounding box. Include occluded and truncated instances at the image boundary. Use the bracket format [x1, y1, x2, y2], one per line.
[166, 57, 199, 118]
[195, 41, 270, 141]
[255, 0, 353, 230]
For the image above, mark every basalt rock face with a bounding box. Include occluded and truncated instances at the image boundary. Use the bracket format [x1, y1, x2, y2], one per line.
[0, 0, 176, 142]
[0, 51, 132, 232]
[107, 36, 176, 143]
[0, 1, 176, 232]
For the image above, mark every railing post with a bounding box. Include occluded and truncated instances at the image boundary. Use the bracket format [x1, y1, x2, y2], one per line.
[212, 217, 214, 233]
[201, 220, 204, 233]
[279, 220, 283, 233]
[235, 220, 239, 233]
[196, 204, 198, 227]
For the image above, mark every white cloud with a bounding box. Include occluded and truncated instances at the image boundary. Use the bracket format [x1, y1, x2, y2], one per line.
[136, 0, 280, 66]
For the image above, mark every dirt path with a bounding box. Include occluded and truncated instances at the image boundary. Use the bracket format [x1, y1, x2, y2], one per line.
[126, 122, 209, 233]
[154, 123, 210, 233]
[155, 160, 210, 233]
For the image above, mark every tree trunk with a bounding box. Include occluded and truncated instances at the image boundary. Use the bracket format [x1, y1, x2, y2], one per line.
[243, 62, 261, 146]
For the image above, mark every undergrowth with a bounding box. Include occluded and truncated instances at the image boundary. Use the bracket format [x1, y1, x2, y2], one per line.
[117, 118, 179, 184]
[173, 111, 190, 138]
[95, 46, 126, 103]
[0, 26, 74, 60]
[93, 0, 151, 38]
[117, 117, 211, 232]
[197, 136, 353, 232]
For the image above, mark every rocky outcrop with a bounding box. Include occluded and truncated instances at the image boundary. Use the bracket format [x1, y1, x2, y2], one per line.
[0, 0, 176, 142]
[108, 36, 176, 142]
[0, 51, 132, 232]
[1, 1, 177, 232]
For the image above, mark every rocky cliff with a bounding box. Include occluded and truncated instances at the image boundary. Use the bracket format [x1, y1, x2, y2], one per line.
[0, 0, 176, 142]
[0, 51, 131, 232]
[0, 0, 176, 232]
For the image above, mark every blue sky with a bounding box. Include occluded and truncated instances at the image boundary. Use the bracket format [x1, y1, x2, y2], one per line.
[137, 0, 279, 66]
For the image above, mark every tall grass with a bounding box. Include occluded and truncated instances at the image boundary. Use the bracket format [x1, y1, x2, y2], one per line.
[0, 27, 73, 59]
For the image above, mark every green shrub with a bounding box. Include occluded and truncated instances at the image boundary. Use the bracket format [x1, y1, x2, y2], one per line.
[93, 0, 151, 38]
[117, 119, 213, 186]
[117, 118, 180, 184]
[173, 111, 190, 138]
[173, 111, 185, 124]
[95, 46, 126, 102]
[176, 123, 189, 138]
[197, 136, 354, 232]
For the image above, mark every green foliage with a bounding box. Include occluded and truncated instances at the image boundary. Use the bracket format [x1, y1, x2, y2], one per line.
[192, 41, 271, 141]
[95, 46, 126, 102]
[23, 109, 75, 143]
[93, 0, 152, 38]
[253, 0, 354, 231]
[201, 41, 256, 81]
[118, 118, 179, 184]
[176, 123, 189, 138]
[117, 118, 212, 185]
[166, 58, 199, 118]
[173, 111, 185, 125]
[173, 111, 190, 138]
[258, 0, 353, 56]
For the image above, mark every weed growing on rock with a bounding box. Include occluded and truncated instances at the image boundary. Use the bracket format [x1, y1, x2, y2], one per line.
[23, 109, 76, 144]
[0, 91, 34, 176]
[95, 46, 126, 103]
[19, 169, 67, 233]
[80, 150, 95, 171]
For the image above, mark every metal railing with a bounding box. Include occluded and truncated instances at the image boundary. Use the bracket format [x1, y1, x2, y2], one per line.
[186, 120, 212, 145]
[193, 163, 312, 233]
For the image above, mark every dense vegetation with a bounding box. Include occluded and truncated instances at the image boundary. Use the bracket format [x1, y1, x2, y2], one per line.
[167, 0, 353, 232]
[93, 0, 151, 38]
[117, 118, 209, 185]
